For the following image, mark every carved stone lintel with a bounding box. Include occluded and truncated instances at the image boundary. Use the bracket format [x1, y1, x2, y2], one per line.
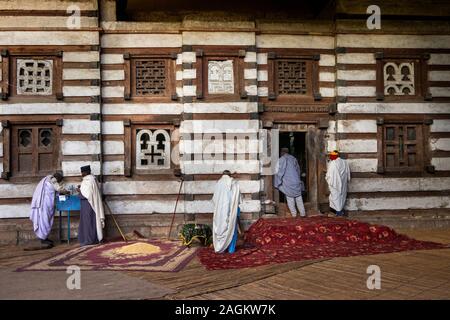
[264, 105, 329, 113]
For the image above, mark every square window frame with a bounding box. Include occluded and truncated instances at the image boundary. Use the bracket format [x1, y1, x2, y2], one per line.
[123, 51, 178, 103]
[375, 51, 431, 101]
[193, 46, 247, 102]
[2, 51, 63, 102]
[266, 52, 321, 103]
[1, 119, 62, 180]
[376, 117, 433, 174]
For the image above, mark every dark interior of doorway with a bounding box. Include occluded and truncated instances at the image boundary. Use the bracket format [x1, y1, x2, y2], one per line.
[278, 132, 307, 203]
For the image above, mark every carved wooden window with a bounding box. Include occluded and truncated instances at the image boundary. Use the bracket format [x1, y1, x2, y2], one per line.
[277, 60, 307, 95]
[135, 129, 170, 170]
[10, 125, 59, 177]
[3, 54, 63, 100]
[377, 119, 434, 174]
[124, 53, 177, 101]
[383, 124, 423, 171]
[375, 53, 430, 100]
[267, 53, 320, 102]
[133, 59, 167, 96]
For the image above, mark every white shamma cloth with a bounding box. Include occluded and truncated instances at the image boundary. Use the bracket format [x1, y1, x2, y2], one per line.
[212, 175, 242, 253]
[80, 174, 105, 242]
[326, 157, 351, 212]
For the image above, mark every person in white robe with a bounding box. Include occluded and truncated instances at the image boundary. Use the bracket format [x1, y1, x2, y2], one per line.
[30, 172, 69, 248]
[325, 151, 351, 216]
[212, 170, 242, 254]
[76, 165, 105, 246]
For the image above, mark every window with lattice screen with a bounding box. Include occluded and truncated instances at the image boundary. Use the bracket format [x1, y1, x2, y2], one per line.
[277, 59, 308, 95]
[383, 124, 424, 172]
[133, 59, 167, 96]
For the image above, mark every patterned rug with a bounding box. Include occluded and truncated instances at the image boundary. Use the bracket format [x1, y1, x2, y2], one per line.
[17, 240, 198, 272]
[198, 217, 449, 270]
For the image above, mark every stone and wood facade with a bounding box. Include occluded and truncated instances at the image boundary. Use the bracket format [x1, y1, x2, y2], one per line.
[0, 0, 449, 244]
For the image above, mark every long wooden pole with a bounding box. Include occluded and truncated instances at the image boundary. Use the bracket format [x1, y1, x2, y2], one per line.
[104, 201, 127, 242]
[167, 179, 184, 240]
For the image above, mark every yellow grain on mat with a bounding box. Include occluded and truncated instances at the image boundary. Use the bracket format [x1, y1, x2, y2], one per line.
[111, 242, 161, 256]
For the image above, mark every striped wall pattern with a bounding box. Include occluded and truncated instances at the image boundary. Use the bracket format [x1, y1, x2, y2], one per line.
[335, 34, 450, 212]
[0, 3, 449, 225]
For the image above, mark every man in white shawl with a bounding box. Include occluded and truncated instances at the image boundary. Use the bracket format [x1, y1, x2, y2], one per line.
[212, 170, 242, 254]
[30, 172, 69, 248]
[76, 165, 105, 246]
[325, 151, 351, 216]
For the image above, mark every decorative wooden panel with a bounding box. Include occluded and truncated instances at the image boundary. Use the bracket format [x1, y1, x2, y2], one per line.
[135, 129, 170, 170]
[375, 52, 430, 101]
[207, 60, 234, 94]
[16, 59, 53, 95]
[277, 59, 307, 95]
[7, 53, 62, 101]
[384, 62, 415, 96]
[383, 124, 423, 170]
[134, 59, 166, 96]
[267, 52, 320, 102]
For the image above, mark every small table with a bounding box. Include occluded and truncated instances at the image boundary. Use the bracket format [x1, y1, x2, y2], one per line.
[56, 194, 81, 244]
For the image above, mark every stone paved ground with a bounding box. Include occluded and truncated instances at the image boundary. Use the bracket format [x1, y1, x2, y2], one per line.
[0, 228, 449, 300]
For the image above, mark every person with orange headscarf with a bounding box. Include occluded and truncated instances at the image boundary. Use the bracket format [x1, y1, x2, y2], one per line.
[325, 150, 351, 217]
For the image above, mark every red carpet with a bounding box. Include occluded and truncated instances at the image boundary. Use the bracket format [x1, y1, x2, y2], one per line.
[198, 217, 448, 270]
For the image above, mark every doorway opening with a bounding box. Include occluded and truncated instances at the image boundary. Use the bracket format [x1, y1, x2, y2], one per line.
[277, 132, 308, 204]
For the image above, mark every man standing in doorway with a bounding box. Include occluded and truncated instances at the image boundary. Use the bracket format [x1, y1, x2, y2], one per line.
[326, 150, 351, 217]
[30, 172, 69, 248]
[274, 148, 306, 218]
[212, 170, 242, 254]
[77, 165, 105, 246]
